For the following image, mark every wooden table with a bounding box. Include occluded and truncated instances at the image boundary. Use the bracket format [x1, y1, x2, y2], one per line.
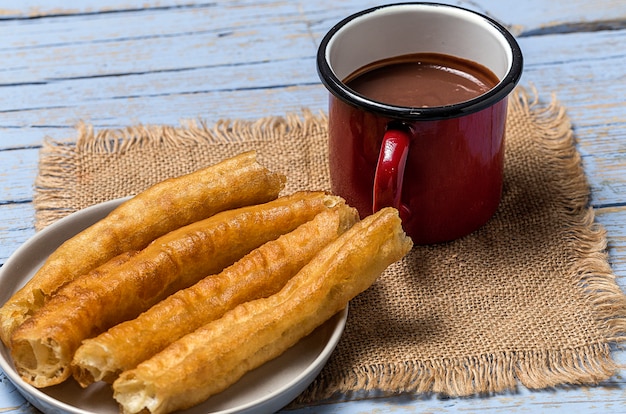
[1, 1, 625, 412]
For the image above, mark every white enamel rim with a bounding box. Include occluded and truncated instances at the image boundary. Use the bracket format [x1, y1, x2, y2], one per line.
[317, 2, 523, 120]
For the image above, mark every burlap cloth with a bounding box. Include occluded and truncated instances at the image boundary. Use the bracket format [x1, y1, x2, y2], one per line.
[34, 88, 626, 404]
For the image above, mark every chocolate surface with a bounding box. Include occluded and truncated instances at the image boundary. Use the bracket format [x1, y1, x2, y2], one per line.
[345, 53, 499, 107]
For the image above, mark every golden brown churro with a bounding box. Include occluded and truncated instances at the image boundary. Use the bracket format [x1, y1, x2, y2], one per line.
[10, 192, 342, 388]
[112, 207, 412, 414]
[0, 151, 285, 346]
[71, 205, 359, 387]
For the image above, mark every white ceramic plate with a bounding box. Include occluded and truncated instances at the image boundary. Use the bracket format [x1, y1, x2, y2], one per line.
[0, 198, 348, 414]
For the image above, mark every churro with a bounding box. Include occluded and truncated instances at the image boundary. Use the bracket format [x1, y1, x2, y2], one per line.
[112, 207, 412, 414]
[10, 191, 341, 388]
[72, 205, 358, 386]
[0, 151, 285, 346]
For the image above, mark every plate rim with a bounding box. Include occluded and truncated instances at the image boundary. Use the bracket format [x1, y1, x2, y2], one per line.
[0, 197, 348, 414]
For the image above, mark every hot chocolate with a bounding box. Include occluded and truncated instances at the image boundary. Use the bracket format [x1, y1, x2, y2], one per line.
[345, 53, 499, 107]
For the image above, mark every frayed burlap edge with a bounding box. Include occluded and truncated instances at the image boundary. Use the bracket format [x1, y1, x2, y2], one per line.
[34, 110, 327, 230]
[514, 89, 626, 346]
[291, 88, 626, 404]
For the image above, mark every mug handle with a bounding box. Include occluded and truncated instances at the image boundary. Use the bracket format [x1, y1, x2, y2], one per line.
[373, 128, 411, 220]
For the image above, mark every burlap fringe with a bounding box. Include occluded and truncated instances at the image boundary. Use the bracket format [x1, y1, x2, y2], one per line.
[293, 87, 626, 405]
[73, 109, 327, 152]
[34, 138, 81, 230]
[514, 86, 626, 346]
[295, 342, 620, 405]
[33, 109, 327, 230]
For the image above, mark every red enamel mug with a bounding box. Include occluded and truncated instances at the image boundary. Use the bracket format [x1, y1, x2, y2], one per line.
[317, 3, 523, 244]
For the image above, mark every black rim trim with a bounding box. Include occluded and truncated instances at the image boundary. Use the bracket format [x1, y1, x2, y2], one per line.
[316, 2, 524, 120]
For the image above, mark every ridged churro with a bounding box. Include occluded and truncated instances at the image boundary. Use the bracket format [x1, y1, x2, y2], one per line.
[0, 151, 285, 346]
[10, 191, 342, 388]
[71, 205, 359, 387]
[112, 207, 413, 414]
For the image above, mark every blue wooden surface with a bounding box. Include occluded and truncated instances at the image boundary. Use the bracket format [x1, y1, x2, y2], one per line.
[1, 0, 625, 412]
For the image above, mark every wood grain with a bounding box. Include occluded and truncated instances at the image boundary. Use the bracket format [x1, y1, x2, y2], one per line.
[1, 1, 625, 412]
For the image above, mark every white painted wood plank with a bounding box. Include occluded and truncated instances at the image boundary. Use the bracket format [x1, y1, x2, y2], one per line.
[0, 83, 326, 139]
[0, 57, 319, 116]
[0, 0, 279, 19]
[596, 207, 626, 274]
[474, 0, 626, 36]
[301, 0, 626, 38]
[4, 0, 626, 33]
[0, 203, 36, 264]
[0, 12, 312, 84]
[0, 148, 38, 203]
[514, 30, 626, 208]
